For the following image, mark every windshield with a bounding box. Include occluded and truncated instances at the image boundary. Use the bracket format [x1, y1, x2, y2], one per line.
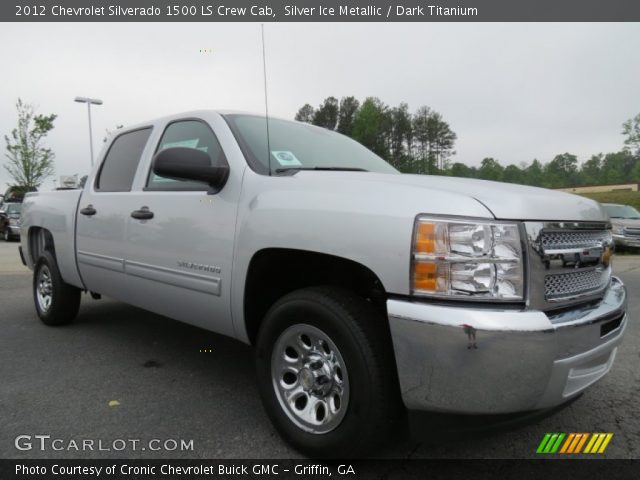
[3, 203, 22, 215]
[604, 204, 640, 219]
[224, 114, 398, 175]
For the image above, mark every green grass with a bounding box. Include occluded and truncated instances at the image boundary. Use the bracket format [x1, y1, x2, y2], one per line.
[578, 191, 640, 211]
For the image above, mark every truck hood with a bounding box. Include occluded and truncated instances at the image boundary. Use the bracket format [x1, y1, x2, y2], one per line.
[297, 171, 608, 222]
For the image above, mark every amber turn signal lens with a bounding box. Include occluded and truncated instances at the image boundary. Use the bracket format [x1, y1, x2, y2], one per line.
[415, 222, 436, 254]
[414, 261, 437, 291]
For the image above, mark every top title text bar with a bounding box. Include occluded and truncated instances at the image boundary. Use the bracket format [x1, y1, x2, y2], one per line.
[3, 0, 640, 22]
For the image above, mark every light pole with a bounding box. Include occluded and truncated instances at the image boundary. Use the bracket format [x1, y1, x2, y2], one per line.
[74, 96, 103, 166]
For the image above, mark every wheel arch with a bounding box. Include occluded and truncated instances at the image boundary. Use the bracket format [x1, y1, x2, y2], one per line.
[27, 227, 56, 265]
[26, 226, 85, 290]
[242, 248, 389, 345]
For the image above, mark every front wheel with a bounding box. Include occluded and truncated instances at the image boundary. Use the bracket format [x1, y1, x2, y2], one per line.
[255, 286, 401, 457]
[33, 251, 81, 326]
[3, 228, 11, 242]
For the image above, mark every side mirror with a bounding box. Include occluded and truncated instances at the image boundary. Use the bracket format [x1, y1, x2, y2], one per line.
[152, 147, 229, 192]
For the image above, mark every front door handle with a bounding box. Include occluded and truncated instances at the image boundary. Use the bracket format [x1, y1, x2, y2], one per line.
[131, 206, 154, 220]
[80, 205, 97, 216]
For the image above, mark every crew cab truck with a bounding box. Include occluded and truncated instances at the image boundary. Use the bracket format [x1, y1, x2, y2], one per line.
[20, 111, 628, 456]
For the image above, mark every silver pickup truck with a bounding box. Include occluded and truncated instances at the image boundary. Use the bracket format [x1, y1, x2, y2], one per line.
[19, 111, 628, 456]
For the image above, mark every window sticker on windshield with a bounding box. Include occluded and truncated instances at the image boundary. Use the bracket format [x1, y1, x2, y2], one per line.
[272, 151, 302, 167]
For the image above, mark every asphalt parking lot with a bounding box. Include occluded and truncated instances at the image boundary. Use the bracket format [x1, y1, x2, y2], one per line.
[1, 240, 638, 460]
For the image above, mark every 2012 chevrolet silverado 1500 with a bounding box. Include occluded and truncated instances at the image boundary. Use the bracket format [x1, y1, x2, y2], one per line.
[19, 111, 628, 456]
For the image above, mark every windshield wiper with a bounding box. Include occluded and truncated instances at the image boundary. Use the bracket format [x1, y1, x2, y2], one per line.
[274, 167, 368, 174]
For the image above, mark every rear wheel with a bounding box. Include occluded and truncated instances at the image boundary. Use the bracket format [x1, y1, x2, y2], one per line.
[255, 286, 400, 457]
[33, 251, 81, 326]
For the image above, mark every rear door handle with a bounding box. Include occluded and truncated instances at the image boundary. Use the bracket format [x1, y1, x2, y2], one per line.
[80, 205, 97, 216]
[130, 206, 154, 220]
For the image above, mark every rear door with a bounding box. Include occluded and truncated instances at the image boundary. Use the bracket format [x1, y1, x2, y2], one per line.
[76, 127, 153, 301]
[122, 117, 239, 337]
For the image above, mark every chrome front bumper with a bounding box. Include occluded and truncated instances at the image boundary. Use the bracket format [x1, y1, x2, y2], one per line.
[388, 277, 627, 414]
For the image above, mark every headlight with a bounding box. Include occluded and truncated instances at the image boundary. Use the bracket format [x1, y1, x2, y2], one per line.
[9, 218, 19, 226]
[611, 225, 624, 235]
[412, 216, 524, 300]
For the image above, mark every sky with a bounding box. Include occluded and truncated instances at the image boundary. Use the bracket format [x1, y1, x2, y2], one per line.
[1, 22, 639, 190]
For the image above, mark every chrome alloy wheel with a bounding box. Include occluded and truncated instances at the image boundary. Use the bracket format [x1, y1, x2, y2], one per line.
[36, 265, 53, 313]
[271, 324, 349, 434]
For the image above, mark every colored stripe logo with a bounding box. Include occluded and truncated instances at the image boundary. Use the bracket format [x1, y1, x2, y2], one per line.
[537, 433, 613, 454]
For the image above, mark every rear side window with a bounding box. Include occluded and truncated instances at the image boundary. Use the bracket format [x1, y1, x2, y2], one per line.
[96, 128, 152, 192]
[146, 120, 227, 191]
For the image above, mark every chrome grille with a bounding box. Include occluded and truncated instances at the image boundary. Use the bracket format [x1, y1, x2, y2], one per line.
[545, 268, 606, 301]
[624, 227, 640, 237]
[525, 222, 612, 309]
[541, 230, 610, 251]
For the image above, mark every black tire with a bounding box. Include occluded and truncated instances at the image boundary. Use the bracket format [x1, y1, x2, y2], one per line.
[3, 228, 11, 242]
[255, 286, 401, 457]
[33, 250, 81, 326]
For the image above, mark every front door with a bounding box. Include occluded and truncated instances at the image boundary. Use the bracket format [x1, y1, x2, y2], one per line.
[122, 119, 238, 337]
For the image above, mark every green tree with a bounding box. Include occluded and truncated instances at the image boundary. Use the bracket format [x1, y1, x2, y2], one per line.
[312, 96, 339, 130]
[523, 159, 544, 186]
[580, 154, 602, 185]
[622, 113, 640, 156]
[412, 106, 456, 174]
[600, 150, 636, 184]
[389, 103, 412, 171]
[478, 157, 504, 181]
[294, 97, 456, 174]
[411, 106, 432, 174]
[427, 111, 456, 171]
[632, 160, 640, 181]
[337, 96, 360, 136]
[294, 104, 315, 123]
[503, 164, 524, 184]
[449, 162, 475, 178]
[3, 99, 57, 188]
[545, 153, 578, 188]
[351, 97, 391, 160]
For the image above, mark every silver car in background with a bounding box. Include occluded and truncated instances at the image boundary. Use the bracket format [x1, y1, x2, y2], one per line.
[604, 203, 640, 249]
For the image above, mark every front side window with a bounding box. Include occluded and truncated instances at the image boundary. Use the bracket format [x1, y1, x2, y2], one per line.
[96, 128, 152, 192]
[147, 120, 227, 190]
[223, 114, 398, 175]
